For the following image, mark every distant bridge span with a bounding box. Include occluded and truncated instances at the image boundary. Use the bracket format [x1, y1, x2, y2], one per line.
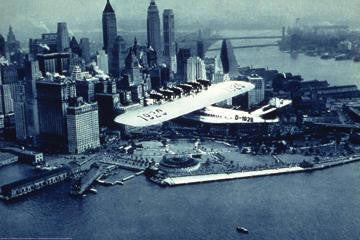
[206, 35, 282, 41]
[186, 35, 283, 42]
[208, 43, 279, 51]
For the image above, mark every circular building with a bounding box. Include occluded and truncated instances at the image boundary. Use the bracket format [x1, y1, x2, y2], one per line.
[159, 154, 200, 173]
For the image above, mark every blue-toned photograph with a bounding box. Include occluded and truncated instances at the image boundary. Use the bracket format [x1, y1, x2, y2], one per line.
[0, 0, 360, 239]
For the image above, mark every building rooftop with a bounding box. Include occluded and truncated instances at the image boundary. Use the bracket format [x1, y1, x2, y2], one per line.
[103, 0, 115, 13]
[1, 166, 70, 191]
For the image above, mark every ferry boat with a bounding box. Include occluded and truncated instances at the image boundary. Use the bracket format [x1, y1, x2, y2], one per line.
[236, 226, 249, 234]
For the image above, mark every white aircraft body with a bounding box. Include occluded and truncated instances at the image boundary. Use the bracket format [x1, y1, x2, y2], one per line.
[182, 98, 292, 124]
[114, 80, 254, 127]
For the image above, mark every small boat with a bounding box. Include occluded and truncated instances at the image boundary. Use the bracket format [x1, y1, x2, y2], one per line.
[237, 226, 249, 234]
[89, 188, 98, 194]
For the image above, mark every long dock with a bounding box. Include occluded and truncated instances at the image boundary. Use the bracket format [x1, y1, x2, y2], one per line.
[73, 168, 103, 195]
[162, 155, 360, 186]
[100, 160, 147, 171]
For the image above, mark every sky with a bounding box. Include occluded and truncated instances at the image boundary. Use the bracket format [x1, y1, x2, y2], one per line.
[0, 0, 359, 40]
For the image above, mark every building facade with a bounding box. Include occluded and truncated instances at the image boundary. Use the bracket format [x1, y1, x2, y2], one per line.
[147, 0, 162, 64]
[67, 99, 100, 154]
[80, 38, 90, 63]
[176, 48, 191, 83]
[36, 76, 76, 149]
[186, 56, 206, 82]
[248, 74, 265, 108]
[56, 22, 70, 52]
[163, 9, 176, 72]
[37, 52, 71, 76]
[102, 0, 117, 54]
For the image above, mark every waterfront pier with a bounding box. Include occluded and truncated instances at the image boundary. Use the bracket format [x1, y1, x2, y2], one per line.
[161, 155, 360, 186]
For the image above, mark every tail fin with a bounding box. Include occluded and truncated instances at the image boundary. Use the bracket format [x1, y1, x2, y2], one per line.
[250, 98, 292, 117]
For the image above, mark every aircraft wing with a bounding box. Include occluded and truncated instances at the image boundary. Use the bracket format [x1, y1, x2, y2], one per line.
[114, 81, 254, 127]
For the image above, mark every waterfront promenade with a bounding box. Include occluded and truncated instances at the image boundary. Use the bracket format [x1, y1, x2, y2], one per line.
[162, 155, 360, 186]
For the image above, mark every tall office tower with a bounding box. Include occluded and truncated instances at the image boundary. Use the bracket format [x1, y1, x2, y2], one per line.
[109, 36, 123, 78]
[56, 22, 70, 52]
[79, 38, 90, 63]
[204, 57, 219, 81]
[37, 52, 71, 76]
[95, 79, 120, 128]
[23, 57, 41, 144]
[163, 9, 176, 72]
[220, 39, 239, 77]
[197, 30, 205, 60]
[117, 36, 127, 69]
[176, 48, 191, 82]
[0, 63, 19, 100]
[36, 75, 76, 150]
[6, 26, 20, 54]
[14, 84, 27, 141]
[186, 57, 206, 82]
[70, 36, 81, 56]
[147, 0, 161, 64]
[247, 74, 265, 108]
[67, 98, 100, 154]
[0, 85, 14, 115]
[96, 50, 109, 74]
[102, 0, 117, 54]
[0, 34, 6, 57]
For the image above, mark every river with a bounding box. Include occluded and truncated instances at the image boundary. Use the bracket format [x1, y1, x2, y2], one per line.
[207, 29, 360, 87]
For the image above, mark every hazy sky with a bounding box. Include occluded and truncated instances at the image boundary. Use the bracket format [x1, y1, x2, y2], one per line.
[0, 0, 359, 39]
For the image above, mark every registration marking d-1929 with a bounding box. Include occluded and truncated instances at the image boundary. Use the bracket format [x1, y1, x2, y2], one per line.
[137, 109, 168, 122]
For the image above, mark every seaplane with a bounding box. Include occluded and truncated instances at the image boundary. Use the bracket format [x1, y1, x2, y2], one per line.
[182, 97, 292, 124]
[114, 79, 291, 127]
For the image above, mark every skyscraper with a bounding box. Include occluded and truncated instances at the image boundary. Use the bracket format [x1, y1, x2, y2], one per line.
[24, 57, 41, 144]
[163, 9, 176, 72]
[37, 75, 76, 149]
[0, 84, 14, 115]
[109, 36, 124, 78]
[6, 26, 20, 54]
[247, 74, 265, 108]
[56, 22, 70, 52]
[0, 34, 6, 57]
[67, 98, 100, 154]
[220, 39, 239, 77]
[79, 38, 90, 63]
[147, 0, 161, 64]
[197, 30, 205, 60]
[186, 57, 206, 82]
[97, 50, 109, 74]
[70, 36, 81, 56]
[14, 84, 27, 141]
[102, 0, 117, 54]
[176, 48, 191, 82]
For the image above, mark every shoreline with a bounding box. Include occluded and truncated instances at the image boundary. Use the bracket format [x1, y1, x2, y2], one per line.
[161, 155, 360, 186]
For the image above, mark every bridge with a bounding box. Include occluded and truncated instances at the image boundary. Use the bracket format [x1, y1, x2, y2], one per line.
[208, 43, 279, 51]
[205, 36, 282, 41]
[186, 35, 283, 42]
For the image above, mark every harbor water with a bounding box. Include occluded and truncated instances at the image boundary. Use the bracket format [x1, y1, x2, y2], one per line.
[1, 30, 360, 240]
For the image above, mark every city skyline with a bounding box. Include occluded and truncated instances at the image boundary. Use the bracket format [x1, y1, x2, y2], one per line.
[1, 0, 360, 41]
